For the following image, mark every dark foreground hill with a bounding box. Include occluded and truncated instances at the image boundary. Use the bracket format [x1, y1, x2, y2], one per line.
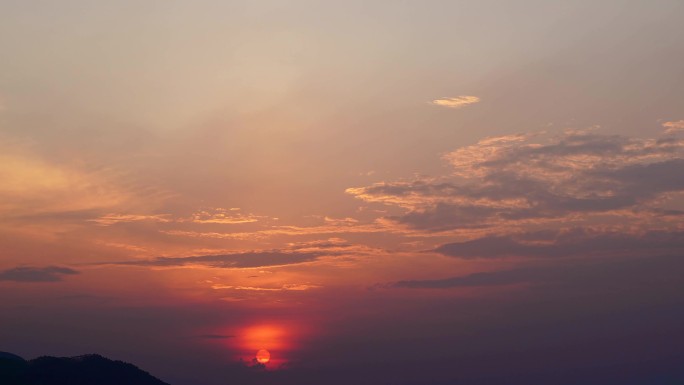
[0, 352, 169, 385]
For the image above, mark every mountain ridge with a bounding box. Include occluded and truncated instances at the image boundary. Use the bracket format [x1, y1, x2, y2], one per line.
[0, 352, 169, 385]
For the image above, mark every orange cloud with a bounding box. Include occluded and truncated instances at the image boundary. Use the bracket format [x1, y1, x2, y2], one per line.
[90, 214, 172, 226]
[90, 208, 269, 226]
[347, 130, 684, 232]
[430, 96, 480, 109]
[0, 152, 130, 218]
[186, 208, 267, 224]
[663, 120, 684, 134]
[211, 284, 320, 291]
[161, 218, 403, 240]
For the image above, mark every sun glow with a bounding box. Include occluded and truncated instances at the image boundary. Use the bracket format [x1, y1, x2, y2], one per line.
[243, 325, 286, 351]
[231, 324, 293, 366]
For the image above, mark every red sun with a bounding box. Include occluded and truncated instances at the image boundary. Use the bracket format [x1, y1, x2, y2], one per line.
[256, 349, 270, 364]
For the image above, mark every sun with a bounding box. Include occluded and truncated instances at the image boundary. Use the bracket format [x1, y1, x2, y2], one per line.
[256, 349, 270, 364]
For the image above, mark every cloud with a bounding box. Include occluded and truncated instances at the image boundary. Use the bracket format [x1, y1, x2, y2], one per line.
[0, 152, 129, 218]
[193, 334, 235, 339]
[106, 239, 369, 269]
[434, 228, 684, 259]
[211, 284, 320, 291]
[186, 208, 267, 224]
[0, 266, 79, 282]
[347, 130, 684, 232]
[663, 120, 684, 134]
[90, 208, 268, 226]
[115, 251, 322, 269]
[161, 218, 402, 240]
[0, 143, 173, 228]
[392, 269, 542, 289]
[430, 96, 480, 109]
[390, 253, 684, 290]
[90, 213, 172, 226]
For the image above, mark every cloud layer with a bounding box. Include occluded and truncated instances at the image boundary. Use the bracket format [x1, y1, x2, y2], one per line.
[0, 266, 79, 282]
[391, 253, 684, 290]
[114, 251, 322, 269]
[663, 120, 684, 134]
[108, 239, 365, 269]
[348, 130, 684, 232]
[434, 228, 684, 259]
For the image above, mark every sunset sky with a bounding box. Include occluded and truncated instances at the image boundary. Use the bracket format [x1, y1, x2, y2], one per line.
[1, 1, 684, 384]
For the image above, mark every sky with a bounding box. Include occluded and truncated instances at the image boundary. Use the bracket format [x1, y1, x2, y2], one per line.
[1, 1, 684, 384]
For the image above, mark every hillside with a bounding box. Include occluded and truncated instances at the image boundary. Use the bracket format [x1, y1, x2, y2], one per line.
[0, 352, 169, 385]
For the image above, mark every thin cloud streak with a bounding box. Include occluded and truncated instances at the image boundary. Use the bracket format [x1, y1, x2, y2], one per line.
[430, 96, 480, 109]
[160, 218, 405, 240]
[434, 228, 684, 259]
[101, 239, 375, 269]
[211, 284, 320, 291]
[110, 251, 323, 269]
[0, 266, 79, 282]
[192, 334, 236, 339]
[90, 213, 172, 226]
[90, 208, 268, 226]
[390, 254, 684, 289]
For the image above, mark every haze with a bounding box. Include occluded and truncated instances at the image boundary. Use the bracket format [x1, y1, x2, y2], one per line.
[1, 1, 683, 384]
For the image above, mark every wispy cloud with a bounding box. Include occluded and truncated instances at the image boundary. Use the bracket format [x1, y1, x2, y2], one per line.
[192, 334, 235, 339]
[663, 120, 684, 134]
[389, 254, 684, 290]
[102, 239, 372, 269]
[91, 208, 267, 226]
[430, 96, 480, 109]
[90, 214, 172, 226]
[111, 251, 322, 269]
[348, 130, 684, 232]
[0, 266, 79, 282]
[0, 153, 130, 218]
[161, 218, 403, 240]
[186, 208, 266, 224]
[434, 228, 684, 259]
[211, 284, 320, 291]
[0, 144, 174, 227]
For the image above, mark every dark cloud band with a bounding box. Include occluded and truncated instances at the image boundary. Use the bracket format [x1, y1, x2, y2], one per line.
[0, 266, 79, 282]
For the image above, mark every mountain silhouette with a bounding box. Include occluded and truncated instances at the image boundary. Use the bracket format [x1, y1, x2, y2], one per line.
[0, 352, 169, 385]
[0, 352, 25, 362]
